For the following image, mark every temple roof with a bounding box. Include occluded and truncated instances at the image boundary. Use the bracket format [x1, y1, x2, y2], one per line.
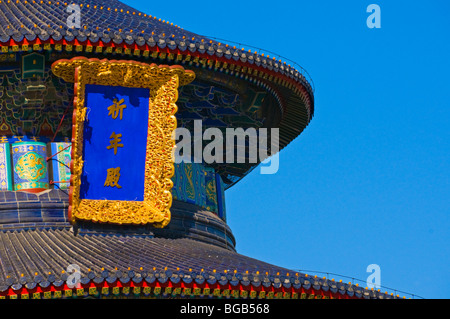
[0, 0, 195, 44]
[0, 227, 393, 299]
[0, 0, 313, 110]
[0, 0, 315, 188]
[0, 227, 290, 290]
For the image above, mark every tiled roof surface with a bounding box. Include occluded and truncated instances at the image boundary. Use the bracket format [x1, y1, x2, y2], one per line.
[0, 190, 235, 250]
[0, 0, 194, 43]
[0, 227, 396, 299]
[0, 0, 314, 101]
[0, 0, 315, 188]
[0, 227, 289, 290]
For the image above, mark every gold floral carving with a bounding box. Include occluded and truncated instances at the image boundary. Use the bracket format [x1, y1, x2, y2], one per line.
[51, 57, 195, 227]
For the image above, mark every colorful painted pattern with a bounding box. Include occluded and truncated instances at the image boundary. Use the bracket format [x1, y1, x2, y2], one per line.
[0, 62, 73, 140]
[1, 140, 226, 217]
[11, 142, 49, 191]
[204, 166, 218, 213]
[172, 162, 226, 220]
[49, 142, 71, 190]
[0, 136, 70, 144]
[172, 162, 205, 208]
[0, 60, 274, 188]
[0, 143, 12, 191]
[216, 173, 227, 221]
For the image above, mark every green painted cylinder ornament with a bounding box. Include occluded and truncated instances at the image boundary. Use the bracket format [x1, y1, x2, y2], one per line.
[12, 142, 49, 193]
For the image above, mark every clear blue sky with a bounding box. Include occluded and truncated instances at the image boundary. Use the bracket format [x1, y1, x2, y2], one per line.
[122, 0, 449, 299]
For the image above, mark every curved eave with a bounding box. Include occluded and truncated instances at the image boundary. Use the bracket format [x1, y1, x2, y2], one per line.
[0, 39, 314, 188]
[0, 228, 394, 300]
[0, 0, 315, 188]
[0, 37, 314, 117]
[0, 1, 314, 118]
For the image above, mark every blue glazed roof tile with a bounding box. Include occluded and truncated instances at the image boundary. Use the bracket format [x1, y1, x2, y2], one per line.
[0, 227, 295, 288]
[0, 1, 315, 99]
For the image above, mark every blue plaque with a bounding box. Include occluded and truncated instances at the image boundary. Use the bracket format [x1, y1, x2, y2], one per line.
[80, 84, 150, 201]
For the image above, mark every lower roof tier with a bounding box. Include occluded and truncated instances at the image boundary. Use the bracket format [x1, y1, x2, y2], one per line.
[0, 189, 235, 250]
[0, 226, 392, 300]
[0, 189, 403, 300]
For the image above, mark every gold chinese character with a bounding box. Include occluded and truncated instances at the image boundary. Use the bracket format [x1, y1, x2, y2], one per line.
[0, 136, 8, 143]
[104, 167, 122, 188]
[107, 98, 127, 120]
[106, 132, 124, 155]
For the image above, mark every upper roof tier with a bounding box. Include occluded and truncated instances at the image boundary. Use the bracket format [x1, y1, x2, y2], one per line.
[0, 0, 314, 102]
[0, 0, 315, 187]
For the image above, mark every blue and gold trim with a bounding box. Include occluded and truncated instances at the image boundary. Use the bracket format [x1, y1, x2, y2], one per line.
[0, 143, 13, 191]
[171, 162, 226, 221]
[11, 142, 49, 192]
[216, 172, 227, 221]
[49, 142, 72, 190]
[204, 166, 219, 213]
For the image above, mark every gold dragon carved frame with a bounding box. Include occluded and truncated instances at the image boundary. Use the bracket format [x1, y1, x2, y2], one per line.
[51, 57, 195, 228]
